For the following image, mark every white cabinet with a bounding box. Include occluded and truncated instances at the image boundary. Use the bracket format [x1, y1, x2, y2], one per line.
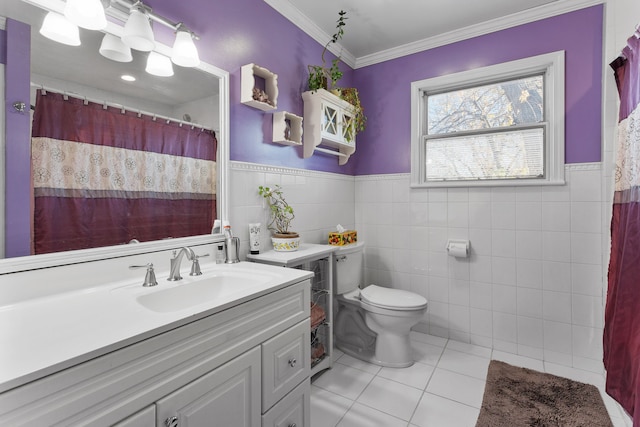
[262, 380, 310, 427]
[156, 347, 261, 427]
[248, 244, 337, 377]
[112, 406, 155, 427]
[302, 89, 356, 165]
[0, 280, 310, 427]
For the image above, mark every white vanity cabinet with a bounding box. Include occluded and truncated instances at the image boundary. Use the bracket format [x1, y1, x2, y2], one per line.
[302, 89, 356, 165]
[0, 278, 311, 427]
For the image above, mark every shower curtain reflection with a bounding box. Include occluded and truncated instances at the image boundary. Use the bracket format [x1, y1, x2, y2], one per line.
[31, 90, 217, 254]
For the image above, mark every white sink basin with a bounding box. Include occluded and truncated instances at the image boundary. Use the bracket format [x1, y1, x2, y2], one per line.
[136, 271, 274, 313]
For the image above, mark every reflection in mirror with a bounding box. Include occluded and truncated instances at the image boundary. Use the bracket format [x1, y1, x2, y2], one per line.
[0, 0, 229, 268]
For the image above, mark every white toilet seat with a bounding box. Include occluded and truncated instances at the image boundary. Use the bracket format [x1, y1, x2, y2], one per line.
[360, 284, 427, 311]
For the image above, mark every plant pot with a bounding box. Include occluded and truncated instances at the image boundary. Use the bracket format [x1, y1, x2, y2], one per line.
[271, 232, 300, 252]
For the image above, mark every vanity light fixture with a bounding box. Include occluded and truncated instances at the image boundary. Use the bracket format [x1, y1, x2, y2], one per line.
[122, 6, 155, 52]
[120, 74, 136, 82]
[64, 0, 108, 31]
[171, 24, 200, 67]
[39, 11, 81, 46]
[145, 51, 174, 77]
[99, 33, 133, 62]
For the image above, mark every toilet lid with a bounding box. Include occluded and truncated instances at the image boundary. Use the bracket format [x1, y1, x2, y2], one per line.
[360, 285, 427, 310]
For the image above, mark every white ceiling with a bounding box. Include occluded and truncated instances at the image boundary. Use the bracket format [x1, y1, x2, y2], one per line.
[266, 0, 597, 67]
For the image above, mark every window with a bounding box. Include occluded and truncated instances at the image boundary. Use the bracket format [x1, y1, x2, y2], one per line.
[410, 51, 565, 187]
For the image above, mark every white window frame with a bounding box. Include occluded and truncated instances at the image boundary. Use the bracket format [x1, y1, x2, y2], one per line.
[410, 51, 565, 188]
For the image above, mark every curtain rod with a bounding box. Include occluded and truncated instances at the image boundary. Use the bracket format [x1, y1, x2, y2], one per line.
[30, 82, 217, 133]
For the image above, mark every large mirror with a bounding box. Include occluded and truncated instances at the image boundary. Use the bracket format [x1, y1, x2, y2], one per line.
[0, 0, 229, 273]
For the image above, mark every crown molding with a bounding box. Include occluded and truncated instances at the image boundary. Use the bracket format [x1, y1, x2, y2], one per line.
[357, 0, 604, 68]
[264, 0, 603, 70]
[263, 0, 356, 68]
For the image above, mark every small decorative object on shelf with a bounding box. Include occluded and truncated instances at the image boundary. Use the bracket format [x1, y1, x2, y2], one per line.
[258, 185, 300, 251]
[241, 63, 278, 111]
[272, 111, 303, 146]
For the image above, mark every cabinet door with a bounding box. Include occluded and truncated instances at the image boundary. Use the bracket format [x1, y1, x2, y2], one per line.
[262, 379, 310, 427]
[321, 102, 339, 139]
[262, 320, 310, 410]
[156, 347, 261, 427]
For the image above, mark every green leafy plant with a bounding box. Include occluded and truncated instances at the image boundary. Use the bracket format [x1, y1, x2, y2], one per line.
[307, 10, 347, 91]
[340, 87, 367, 139]
[258, 185, 296, 235]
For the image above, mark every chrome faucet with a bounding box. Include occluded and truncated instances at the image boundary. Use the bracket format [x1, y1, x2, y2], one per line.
[168, 247, 196, 281]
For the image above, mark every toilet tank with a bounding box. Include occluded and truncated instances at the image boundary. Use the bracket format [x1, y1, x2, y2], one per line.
[335, 242, 364, 294]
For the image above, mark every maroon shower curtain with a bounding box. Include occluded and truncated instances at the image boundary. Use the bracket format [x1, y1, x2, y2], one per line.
[604, 35, 640, 425]
[31, 91, 217, 254]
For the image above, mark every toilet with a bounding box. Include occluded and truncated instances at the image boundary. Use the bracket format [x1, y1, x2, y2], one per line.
[334, 242, 428, 368]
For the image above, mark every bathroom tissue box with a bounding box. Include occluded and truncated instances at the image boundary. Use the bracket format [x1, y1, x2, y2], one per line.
[328, 230, 357, 246]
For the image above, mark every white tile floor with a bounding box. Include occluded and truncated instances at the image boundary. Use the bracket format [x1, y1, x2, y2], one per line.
[310, 332, 631, 427]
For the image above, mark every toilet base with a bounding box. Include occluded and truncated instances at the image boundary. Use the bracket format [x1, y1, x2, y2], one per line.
[335, 338, 414, 368]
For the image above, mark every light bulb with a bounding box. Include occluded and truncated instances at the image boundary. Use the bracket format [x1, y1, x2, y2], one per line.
[122, 9, 155, 52]
[99, 33, 133, 63]
[171, 30, 200, 67]
[40, 11, 81, 46]
[146, 52, 174, 77]
[64, 0, 107, 31]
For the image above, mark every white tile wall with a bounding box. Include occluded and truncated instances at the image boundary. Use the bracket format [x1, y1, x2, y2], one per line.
[229, 162, 606, 375]
[355, 165, 606, 373]
[229, 162, 355, 258]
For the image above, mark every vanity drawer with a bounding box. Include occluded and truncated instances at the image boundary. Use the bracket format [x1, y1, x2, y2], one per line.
[262, 320, 310, 410]
[262, 379, 310, 427]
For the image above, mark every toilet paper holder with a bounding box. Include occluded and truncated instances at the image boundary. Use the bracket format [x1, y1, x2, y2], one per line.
[446, 239, 470, 258]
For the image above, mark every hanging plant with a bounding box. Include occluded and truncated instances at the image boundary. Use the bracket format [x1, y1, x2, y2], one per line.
[340, 87, 367, 138]
[307, 10, 347, 92]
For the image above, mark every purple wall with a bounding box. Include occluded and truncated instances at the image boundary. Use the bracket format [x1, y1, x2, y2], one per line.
[351, 5, 604, 175]
[147, 1, 602, 176]
[4, 19, 31, 257]
[148, 0, 356, 174]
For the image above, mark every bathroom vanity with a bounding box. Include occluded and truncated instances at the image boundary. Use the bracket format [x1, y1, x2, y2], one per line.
[0, 253, 313, 427]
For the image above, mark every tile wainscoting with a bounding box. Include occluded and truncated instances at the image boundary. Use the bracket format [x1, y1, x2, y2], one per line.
[230, 161, 608, 374]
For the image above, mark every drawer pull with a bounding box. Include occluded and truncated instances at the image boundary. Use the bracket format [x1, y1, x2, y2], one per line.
[165, 416, 178, 427]
[288, 358, 297, 367]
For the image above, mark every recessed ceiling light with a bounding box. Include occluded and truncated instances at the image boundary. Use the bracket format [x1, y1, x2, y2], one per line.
[121, 75, 136, 82]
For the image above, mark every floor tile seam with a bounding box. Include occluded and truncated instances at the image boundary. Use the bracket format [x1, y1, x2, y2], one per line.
[334, 358, 382, 376]
[333, 398, 357, 427]
[432, 364, 489, 382]
[421, 342, 448, 391]
[423, 387, 484, 410]
[441, 345, 492, 360]
[352, 394, 419, 423]
[373, 369, 434, 393]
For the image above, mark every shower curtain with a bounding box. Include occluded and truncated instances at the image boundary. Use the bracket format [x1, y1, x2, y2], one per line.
[605, 35, 640, 425]
[31, 91, 217, 254]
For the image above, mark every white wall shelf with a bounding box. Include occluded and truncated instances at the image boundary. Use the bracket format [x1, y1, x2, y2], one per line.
[241, 63, 278, 111]
[273, 111, 303, 146]
[302, 89, 356, 165]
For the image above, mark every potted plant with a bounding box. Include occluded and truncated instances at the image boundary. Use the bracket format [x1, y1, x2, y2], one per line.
[306, 10, 367, 138]
[258, 185, 300, 252]
[307, 10, 347, 92]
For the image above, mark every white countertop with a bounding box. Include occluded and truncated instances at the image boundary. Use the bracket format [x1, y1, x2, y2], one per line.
[0, 261, 312, 393]
[246, 243, 339, 267]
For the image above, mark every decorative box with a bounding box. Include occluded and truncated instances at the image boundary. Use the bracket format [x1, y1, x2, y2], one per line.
[328, 230, 357, 246]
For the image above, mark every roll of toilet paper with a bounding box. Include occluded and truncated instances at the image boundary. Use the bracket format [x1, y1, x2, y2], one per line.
[447, 240, 469, 258]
